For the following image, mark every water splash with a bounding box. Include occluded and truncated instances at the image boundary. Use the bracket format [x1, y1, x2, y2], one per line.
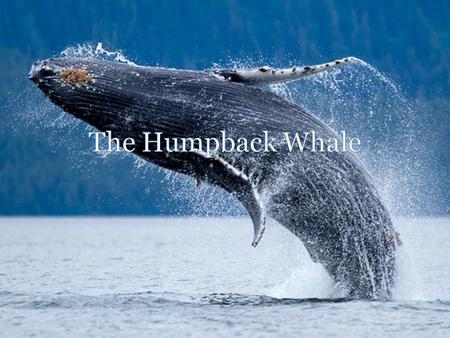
[269, 266, 339, 299]
[393, 245, 424, 300]
[61, 42, 137, 66]
[267, 57, 425, 217]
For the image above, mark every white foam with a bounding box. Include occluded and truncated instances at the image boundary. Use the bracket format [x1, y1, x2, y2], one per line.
[392, 246, 425, 300]
[269, 265, 339, 299]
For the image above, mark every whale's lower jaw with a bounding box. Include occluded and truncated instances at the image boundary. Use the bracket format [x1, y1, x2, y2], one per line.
[30, 57, 398, 299]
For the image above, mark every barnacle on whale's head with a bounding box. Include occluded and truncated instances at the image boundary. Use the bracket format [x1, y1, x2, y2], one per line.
[59, 67, 93, 85]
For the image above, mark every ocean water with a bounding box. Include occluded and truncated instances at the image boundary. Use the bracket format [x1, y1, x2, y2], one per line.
[0, 217, 449, 337]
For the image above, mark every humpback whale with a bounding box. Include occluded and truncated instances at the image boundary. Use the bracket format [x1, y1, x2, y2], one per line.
[29, 56, 399, 299]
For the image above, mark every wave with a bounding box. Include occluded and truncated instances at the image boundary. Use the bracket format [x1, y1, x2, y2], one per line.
[2, 289, 449, 311]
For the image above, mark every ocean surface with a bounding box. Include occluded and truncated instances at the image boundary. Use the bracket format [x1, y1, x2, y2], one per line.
[0, 217, 449, 337]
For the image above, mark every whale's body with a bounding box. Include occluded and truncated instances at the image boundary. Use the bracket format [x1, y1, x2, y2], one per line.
[30, 57, 398, 299]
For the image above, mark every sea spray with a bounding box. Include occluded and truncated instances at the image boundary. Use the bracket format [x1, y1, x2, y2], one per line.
[278, 57, 424, 216]
[61, 42, 138, 66]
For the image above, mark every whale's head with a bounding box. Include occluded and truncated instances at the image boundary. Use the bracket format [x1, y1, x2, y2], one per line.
[29, 57, 155, 138]
[30, 58, 97, 108]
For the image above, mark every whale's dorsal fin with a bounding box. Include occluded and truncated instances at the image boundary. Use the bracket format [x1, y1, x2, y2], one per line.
[191, 150, 266, 247]
[213, 56, 358, 86]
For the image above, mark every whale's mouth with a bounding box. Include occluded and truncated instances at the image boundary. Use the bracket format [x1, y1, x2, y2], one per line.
[29, 59, 57, 83]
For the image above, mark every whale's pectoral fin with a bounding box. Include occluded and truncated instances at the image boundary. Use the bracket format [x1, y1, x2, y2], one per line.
[236, 184, 266, 247]
[212, 56, 358, 86]
[190, 150, 266, 247]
